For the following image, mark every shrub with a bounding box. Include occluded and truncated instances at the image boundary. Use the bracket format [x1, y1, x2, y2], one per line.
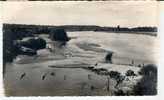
[133, 75, 157, 95]
[133, 64, 157, 95]
[139, 64, 157, 77]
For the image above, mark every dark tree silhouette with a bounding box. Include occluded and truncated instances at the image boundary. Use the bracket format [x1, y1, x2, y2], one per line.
[133, 64, 157, 95]
[139, 64, 157, 76]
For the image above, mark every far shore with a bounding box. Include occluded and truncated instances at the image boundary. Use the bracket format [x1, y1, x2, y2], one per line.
[3, 23, 157, 37]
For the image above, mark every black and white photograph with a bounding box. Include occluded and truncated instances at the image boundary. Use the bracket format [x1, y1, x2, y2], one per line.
[2, 1, 159, 96]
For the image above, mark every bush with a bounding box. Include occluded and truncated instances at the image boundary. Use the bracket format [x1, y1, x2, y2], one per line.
[126, 70, 136, 76]
[133, 64, 157, 95]
[139, 64, 157, 77]
[133, 75, 157, 95]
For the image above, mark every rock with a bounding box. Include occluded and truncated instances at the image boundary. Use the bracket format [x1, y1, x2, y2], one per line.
[115, 87, 132, 96]
[105, 51, 113, 63]
[42, 74, 47, 80]
[98, 68, 108, 71]
[49, 29, 70, 42]
[90, 86, 95, 91]
[137, 64, 142, 67]
[114, 89, 124, 96]
[19, 46, 37, 56]
[20, 72, 26, 80]
[50, 72, 55, 76]
[88, 66, 94, 69]
[126, 70, 136, 76]
[92, 68, 100, 72]
[109, 71, 121, 79]
[18, 37, 46, 50]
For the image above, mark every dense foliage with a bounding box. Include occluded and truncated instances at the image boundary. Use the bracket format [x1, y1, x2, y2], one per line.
[133, 64, 157, 95]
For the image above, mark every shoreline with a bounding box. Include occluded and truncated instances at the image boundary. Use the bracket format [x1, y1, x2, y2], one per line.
[3, 23, 157, 37]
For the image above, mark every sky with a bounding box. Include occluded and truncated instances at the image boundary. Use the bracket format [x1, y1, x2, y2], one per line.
[1, 1, 158, 27]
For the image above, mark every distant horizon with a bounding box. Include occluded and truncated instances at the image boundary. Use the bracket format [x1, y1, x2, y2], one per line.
[3, 23, 158, 28]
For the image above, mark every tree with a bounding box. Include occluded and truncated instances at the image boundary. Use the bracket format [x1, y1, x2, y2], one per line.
[133, 64, 157, 95]
[139, 64, 157, 76]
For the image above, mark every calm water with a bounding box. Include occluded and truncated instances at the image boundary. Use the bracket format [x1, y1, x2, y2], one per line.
[4, 32, 158, 96]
